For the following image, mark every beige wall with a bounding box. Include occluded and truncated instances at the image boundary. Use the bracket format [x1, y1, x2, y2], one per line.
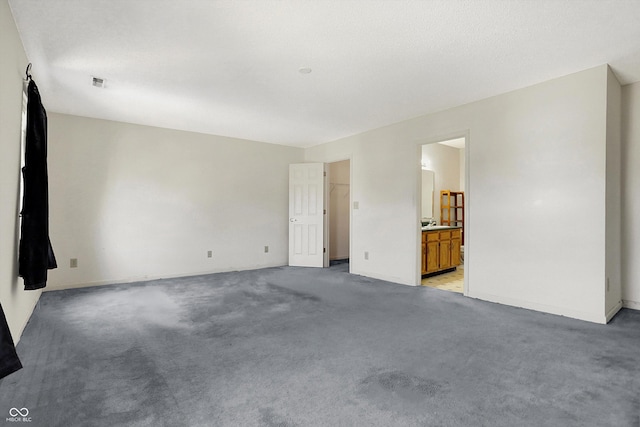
[306, 65, 619, 323]
[46, 113, 303, 289]
[0, 0, 43, 341]
[622, 81, 640, 310]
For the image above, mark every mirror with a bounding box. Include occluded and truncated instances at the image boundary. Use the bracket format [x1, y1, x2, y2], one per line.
[421, 169, 435, 221]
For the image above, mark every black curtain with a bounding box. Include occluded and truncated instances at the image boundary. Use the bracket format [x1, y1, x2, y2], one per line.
[18, 79, 57, 290]
[0, 304, 21, 380]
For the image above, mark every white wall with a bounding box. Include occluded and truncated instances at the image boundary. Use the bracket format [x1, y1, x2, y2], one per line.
[421, 143, 461, 224]
[306, 65, 618, 323]
[622, 81, 640, 310]
[328, 160, 350, 260]
[47, 113, 303, 289]
[0, 0, 42, 341]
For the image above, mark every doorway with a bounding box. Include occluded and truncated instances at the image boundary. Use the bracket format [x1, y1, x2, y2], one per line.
[326, 160, 350, 267]
[419, 137, 466, 293]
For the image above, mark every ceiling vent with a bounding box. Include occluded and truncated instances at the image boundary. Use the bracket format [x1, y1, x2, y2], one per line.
[92, 77, 105, 88]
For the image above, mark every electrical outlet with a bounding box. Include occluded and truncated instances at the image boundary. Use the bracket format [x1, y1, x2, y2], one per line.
[207, 250, 212, 258]
[70, 258, 78, 268]
[264, 246, 269, 253]
[364, 251, 369, 260]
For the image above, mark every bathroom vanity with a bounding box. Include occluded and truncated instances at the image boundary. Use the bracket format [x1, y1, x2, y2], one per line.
[421, 226, 461, 276]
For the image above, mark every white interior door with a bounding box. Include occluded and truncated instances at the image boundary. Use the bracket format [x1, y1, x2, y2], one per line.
[289, 163, 324, 267]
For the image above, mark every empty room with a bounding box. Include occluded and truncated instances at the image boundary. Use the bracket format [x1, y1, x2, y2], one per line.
[1, 1, 640, 426]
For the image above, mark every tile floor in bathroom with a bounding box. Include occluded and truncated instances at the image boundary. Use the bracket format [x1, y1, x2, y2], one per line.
[421, 265, 464, 293]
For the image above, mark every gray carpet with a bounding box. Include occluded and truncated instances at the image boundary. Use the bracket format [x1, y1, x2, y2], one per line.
[1, 264, 639, 426]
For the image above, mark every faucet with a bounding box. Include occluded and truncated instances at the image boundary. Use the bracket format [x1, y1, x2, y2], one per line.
[422, 218, 437, 227]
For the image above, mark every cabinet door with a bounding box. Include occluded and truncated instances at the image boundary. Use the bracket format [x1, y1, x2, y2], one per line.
[439, 239, 451, 269]
[426, 241, 440, 273]
[451, 237, 461, 267]
[421, 242, 427, 274]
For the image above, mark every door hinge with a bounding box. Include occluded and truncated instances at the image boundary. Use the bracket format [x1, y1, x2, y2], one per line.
[323, 248, 326, 253]
[324, 171, 327, 176]
[324, 209, 326, 214]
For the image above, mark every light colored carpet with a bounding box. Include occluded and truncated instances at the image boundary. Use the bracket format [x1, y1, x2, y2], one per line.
[1, 264, 639, 426]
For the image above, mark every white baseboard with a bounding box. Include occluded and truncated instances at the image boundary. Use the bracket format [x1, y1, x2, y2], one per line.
[622, 299, 640, 311]
[605, 301, 623, 323]
[349, 269, 416, 287]
[44, 262, 287, 292]
[14, 290, 42, 344]
[467, 290, 608, 324]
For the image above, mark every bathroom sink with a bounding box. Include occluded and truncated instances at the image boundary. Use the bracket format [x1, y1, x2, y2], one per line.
[421, 225, 452, 231]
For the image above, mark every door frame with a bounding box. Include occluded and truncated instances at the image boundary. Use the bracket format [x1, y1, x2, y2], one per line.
[323, 157, 353, 270]
[416, 132, 470, 295]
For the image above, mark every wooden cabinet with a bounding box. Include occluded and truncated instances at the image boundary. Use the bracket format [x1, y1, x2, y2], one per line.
[440, 191, 464, 242]
[425, 232, 440, 273]
[438, 230, 452, 269]
[421, 233, 427, 275]
[422, 228, 461, 276]
[451, 230, 461, 268]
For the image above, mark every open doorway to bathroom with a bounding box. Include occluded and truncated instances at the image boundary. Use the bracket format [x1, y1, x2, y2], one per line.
[420, 138, 465, 293]
[327, 160, 350, 267]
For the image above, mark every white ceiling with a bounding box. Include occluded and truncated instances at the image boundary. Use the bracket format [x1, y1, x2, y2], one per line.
[9, 0, 640, 148]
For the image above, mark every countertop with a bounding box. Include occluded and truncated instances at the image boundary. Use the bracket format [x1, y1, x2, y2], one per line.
[421, 225, 462, 231]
